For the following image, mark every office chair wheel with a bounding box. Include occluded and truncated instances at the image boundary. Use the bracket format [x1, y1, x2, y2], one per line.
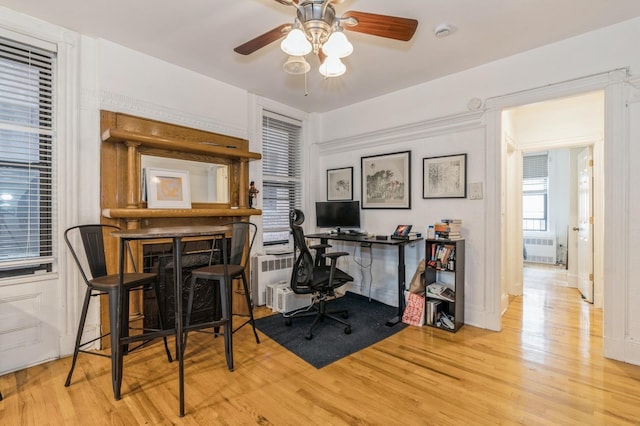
[305, 332, 313, 340]
[344, 326, 351, 335]
[285, 318, 292, 326]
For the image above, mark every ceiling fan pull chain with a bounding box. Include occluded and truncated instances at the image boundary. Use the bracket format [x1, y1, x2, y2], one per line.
[304, 70, 308, 96]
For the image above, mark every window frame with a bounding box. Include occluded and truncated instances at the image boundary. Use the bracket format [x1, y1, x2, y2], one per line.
[0, 34, 56, 278]
[522, 153, 548, 232]
[261, 110, 303, 246]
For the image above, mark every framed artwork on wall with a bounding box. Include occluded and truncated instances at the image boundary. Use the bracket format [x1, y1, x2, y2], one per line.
[327, 167, 353, 201]
[422, 153, 467, 199]
[361, 150, 411, 209]
[145, 167, 192, 208]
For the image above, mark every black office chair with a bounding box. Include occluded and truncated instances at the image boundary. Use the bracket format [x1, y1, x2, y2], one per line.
[64, 224, 172, 389]
[286, 209, 353, 340]
[183, 222, 259, 368]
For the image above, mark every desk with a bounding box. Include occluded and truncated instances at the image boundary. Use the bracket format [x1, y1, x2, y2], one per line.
[111, 225, 229, 417]
[305, 233, 422, 326]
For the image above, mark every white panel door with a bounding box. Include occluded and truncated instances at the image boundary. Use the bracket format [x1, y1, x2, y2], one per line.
[577, 147, 594, 302]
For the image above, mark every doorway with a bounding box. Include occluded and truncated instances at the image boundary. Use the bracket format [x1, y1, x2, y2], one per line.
[502, 91, 604, 312]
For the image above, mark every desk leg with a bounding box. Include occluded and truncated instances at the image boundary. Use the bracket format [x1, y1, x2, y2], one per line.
[173, 238, 185, 417]
[386, 244, 406, 326]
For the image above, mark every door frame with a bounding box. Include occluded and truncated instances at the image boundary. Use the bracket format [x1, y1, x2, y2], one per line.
[485, 69, 628, 361]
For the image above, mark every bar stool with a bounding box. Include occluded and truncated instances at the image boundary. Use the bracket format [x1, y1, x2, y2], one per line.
[183, 222, 259, 365]
[63, 224, 172, 390]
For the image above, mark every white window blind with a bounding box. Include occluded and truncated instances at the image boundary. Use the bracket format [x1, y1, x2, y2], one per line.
[523, 152, 548, 231]
[262, 111, 302, 245]
[0, 36, 56, 277]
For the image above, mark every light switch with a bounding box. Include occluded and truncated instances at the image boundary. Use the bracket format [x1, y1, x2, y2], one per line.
[469, 182, 483, 200]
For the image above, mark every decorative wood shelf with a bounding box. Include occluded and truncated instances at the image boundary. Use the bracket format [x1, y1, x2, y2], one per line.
[102, 128, 261, 160]
[102, 208, 262, 219]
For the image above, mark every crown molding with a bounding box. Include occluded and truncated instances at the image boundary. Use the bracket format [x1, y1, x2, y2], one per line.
[91, 89, 248, 140]
[316, 110, 485, 155]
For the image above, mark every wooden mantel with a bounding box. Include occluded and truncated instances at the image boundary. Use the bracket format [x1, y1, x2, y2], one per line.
[99, 111, 262, 340]
[100, 110, 262, 219]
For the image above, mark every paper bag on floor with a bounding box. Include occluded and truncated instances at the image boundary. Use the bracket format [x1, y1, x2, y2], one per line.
[408, 259, 426, 294]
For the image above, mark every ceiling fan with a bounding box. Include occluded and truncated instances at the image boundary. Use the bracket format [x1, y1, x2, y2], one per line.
[233, 0, 418, 77]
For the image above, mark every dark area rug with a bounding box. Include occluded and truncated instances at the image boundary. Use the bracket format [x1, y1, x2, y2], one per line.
[254, 292, 407, 369]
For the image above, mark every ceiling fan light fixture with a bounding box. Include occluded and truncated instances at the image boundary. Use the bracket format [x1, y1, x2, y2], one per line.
[283, 55, 311, 75]
[322, 29, 353, 58]
[319, 55, 346, 78]
[281, 27, 312, 56]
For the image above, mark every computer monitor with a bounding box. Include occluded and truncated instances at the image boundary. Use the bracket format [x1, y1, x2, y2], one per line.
[315, 201, 361, 230]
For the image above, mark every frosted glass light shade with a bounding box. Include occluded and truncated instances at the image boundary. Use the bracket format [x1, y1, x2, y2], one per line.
[322, 31, 353, 58]
[280, 28, 312, 56]
[319, 56, 346, 78]
[283, 55, 310, 75]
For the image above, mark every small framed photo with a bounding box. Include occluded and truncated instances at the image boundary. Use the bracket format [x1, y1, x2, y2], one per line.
[422, 154, 467, 199]
[145, 168, 192, 208]
[361, 150, 411, 209]
[327, 167, 353, 201]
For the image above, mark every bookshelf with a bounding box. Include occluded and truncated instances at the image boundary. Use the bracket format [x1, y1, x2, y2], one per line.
[424, 239, 465, 332]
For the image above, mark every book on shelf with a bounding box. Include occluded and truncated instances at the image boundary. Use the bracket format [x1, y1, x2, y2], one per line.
[441, 219, 462, 224]
[433, 219, 462, 240]
[426, 283, 455, 302]
[425, 299, 441, 325]
[427, 243, 456, 269]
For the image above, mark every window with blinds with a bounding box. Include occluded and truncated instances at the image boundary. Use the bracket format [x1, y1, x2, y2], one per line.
[0, 36, 56, 277]
[262, 111, 302, 245]
[522, 152, 548, 231]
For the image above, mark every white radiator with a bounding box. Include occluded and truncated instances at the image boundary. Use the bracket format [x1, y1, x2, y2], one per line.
[251, 253, 294, 306]
[524, 235, 557, 265]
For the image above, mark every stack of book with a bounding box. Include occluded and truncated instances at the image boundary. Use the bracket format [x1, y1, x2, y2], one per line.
[434, 219, 462, 240]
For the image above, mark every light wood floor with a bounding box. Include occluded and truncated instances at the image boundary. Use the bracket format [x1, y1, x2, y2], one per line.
[2, 266, 640, 425]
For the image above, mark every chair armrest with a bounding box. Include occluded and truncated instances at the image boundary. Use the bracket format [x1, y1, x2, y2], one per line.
[322, 251, 349, 259]
[309, 243, 332, 250]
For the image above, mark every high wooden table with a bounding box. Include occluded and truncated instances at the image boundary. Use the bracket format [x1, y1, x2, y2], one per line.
[111, 225, 230, 417]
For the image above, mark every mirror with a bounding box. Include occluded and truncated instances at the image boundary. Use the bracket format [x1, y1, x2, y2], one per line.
[141, 155, 229, 203]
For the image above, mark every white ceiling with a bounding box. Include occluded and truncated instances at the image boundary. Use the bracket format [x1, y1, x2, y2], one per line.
[2, 0, 640, 113]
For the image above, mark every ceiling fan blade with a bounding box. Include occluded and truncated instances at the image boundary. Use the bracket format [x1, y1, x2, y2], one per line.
[273, 0, 298, 5]
[234, 24, 291, 55]
[342, 11, 418, 42]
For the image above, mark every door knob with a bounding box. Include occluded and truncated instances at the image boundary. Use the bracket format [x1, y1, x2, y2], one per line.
[572, 227, 580, 231]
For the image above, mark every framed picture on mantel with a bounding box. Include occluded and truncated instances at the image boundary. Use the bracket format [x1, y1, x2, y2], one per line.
[361, 150, 411, 209]
[145, 168, 192, 209]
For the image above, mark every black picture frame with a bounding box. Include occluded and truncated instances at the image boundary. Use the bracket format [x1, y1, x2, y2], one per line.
[361, 150, 411, 209]
[326, 167, 354, 201]
[422, 153, 467, 199]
